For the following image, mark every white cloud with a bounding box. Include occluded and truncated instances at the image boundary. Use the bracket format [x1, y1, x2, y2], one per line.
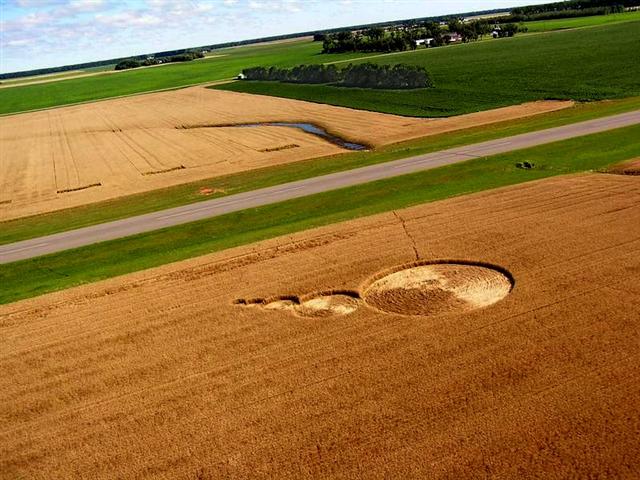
[193, 2, 214, 13]
[68, 0, 106, 12]
[6, 38, 34, 46]
[248, 0, 301, 12]
[13, 0, 62, 6]
[95, 11, 162, 27]
[146, 0, 171, 7]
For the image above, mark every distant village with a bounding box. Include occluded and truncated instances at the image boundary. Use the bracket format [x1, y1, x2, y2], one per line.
[317, 17, 525, 54]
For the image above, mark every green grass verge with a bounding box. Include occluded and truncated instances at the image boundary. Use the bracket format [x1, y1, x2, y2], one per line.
[216, 20, 640, 117]
[523, 10, 640, 32]
[2, 123, 639, 305]
[3, 95, 640, 246]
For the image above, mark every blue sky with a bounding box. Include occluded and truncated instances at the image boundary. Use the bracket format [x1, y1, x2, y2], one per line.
[0, 0, 548, 73]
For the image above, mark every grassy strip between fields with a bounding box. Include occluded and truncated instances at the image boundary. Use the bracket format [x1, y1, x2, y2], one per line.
[1, 123, 639, 305]
[3, 96, 640, 246]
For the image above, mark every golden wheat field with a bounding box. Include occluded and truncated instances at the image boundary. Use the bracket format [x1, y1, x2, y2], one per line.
[0, 86, 571, 220]
[1, 173, 638, 479]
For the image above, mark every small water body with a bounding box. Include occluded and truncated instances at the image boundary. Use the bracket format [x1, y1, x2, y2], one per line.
[233, 122, 368, 151]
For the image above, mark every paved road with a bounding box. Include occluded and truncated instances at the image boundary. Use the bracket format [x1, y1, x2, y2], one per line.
[2, 109, 639, 264]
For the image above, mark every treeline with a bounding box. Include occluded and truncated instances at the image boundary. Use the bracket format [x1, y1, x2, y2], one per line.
[508, 5, 624, 21]
[114, 51, 204, 71]
[446, 19, 524, 41]
[242, 63, 434, 89]
[512, 0, 639, 16]
[321, 20, 525, 54]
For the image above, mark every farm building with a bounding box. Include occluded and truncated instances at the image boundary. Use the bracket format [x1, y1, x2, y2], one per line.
[415, 38, 435, 47]
[445, 32, 463, 43]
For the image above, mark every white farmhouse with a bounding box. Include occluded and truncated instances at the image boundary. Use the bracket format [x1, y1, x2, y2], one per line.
[415, 38, 435, 47]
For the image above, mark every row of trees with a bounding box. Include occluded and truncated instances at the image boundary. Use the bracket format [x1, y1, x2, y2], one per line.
[508, 5, 624, 21]
[511, 0, 638, 16]
[115, 51, 204, 70]
[242, 63, 434, 89]
[447, 19, 525, 40]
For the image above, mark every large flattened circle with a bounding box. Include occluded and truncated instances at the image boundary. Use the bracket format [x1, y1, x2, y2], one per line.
[363, 262, 513, 316]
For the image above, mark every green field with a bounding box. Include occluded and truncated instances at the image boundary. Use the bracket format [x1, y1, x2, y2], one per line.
[3, 95, 640, 246]
[2, 123, 638, 305]
[523, 10, 640, 32]
[3, 19, 639, 116]
[0, 41, 359, 115]
[217, 20, 640, 117]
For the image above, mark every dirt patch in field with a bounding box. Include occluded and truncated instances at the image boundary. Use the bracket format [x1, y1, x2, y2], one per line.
[141, 165, 185, 176]
[0, 87, 572, 221]
[259, 143, 300, 152]
[607, 157, 640, 175]
[198, 186, 225, 196]
[56, 182, 102, 194]
[1, 174, 639, 479]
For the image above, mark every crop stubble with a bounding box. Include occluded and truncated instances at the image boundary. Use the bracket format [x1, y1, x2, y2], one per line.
[1, 173, 638, 478]
[0, 86, 570, 220]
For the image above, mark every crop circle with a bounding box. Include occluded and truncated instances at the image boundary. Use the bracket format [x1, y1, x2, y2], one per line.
[295, 293, 360, 317]
[363, 261, 513, 316]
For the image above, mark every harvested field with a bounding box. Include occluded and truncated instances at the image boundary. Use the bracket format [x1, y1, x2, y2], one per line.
[0, 86, 571, 220]
[2, 173, 639, 479]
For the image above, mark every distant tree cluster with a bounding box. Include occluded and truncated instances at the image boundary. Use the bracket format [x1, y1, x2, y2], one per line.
[508, 5, 624, 21]
[114, 51, 204, 71]
[323, 28, 418, 53]
[114, 59, 141, 71]
[494, 23, 523, 37]
[445, 18, 525, 39]
[511, 0, 636, 17]
[242, 63, 434, 89]
[320, 19, 525, 54]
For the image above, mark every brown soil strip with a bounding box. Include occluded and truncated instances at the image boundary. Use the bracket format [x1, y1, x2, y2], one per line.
[56, 182, 102, 194]
[259, 144, 300, 152]
[141, 165, 186, 176]
[607, 157, 640, 175]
